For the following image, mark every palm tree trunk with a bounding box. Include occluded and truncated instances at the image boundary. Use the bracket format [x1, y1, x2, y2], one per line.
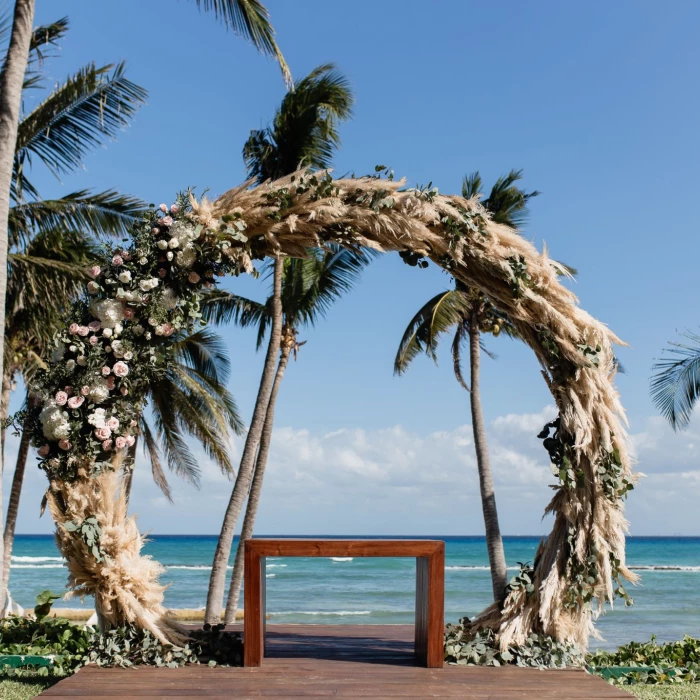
[468, 315, 508, 603]
[122, 436, 139, 508]
[0, 416, 30, 610]
[0, 0, 36, 616]
[0, 368, 12, 459]
[224, 344, 291, 623]
[204, 255, 284, 623]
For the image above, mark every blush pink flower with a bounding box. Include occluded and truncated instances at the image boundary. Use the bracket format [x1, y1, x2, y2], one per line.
[81, 386, 90, 396]
[151, 227, 159, 235]
[170, 204, 179, 213]
[101, 366, 111, 376]
[113, 361, 129, 377]
[188, 272, 201, 284]
[115, 436, 127, 450]
[122, 251, 131, 261]
[120, 386, 129, 396]
[107, 417, 120, 431]
[112, 255, 124, 266]
[125, 434, 136, 447]
[69, 323, 80, 334]
[123, 308, 135, 320]
[88, 320, 101, 331]
[77, 326, 89, 337]
[87, 265, 101, 278]
[89, 336, 99, 346]
[67, 396, 84, 409]
[38, 445, 50, 457]
[162, 323, 175, 337]
[58, 439, 72, 451]
[55, 391, 68, 405]
[106, 376, 116, 390]
[64, 386, 73, 396]
[159, 203, 168, 213]
[94, 427, 112, 441]
[101, 439, 113, 451]
[161, 216, 173, 227]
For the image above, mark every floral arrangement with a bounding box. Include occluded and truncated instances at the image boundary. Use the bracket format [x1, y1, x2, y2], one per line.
[28, 195, 248, 481]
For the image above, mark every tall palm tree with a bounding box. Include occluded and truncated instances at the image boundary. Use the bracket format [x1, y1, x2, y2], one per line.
[204, 64, 354, 622]
[651, 331, 700, 431]
[205, 246, 375, 621]
[395, 170, 539, 604]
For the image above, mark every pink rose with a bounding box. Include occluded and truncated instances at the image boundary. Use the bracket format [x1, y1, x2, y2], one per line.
[89, 336, 99, 346]
[113, 361, 129, 377]
[38, 445, 50, 457]
[151, 227, 159, 235]
[188, 272, 201, 284]
[69, 323, 80, 334]
[122, 251, 131, 261]
[107, 417, 120, 431]
[94, 427, 112, 441]
[129, 420, 137, 428]
[67, 396, 84, 409]
[55, 391, 68, 405]
[159, 203, 168, 213]
[112, 255, 124, 266]
[120, 386, 128, 396]
[170, 204, 179, 213]
[88, 320, 101, 331]
[161, 216, 173, 226]
[125, 435, 136, 447]
[106, 376, 116, 390]
[115, 436, 127, 450]
[162, 323, 175, 337]
[87, 265, 101, 278]
[81, 386, 90, 396]
[87, 281, 100, 293]
[77, 326, 89, 337]
[101, 366, 111, 376]
[101, 439, 113, 451]
[123, 308, 135, 320]
[158, 269, 167, 278]
[58, 439, 72, 451]
[64, 386, 73, 396]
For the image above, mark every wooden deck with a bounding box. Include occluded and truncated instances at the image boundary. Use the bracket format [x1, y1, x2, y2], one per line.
[40, 625, 631, 699]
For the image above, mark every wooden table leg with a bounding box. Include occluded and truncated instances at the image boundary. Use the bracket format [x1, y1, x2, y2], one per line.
[415, 545, 444, 667]
[243, 543, 265, 667]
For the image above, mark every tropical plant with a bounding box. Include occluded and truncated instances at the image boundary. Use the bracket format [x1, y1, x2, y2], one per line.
[123, 328, 243, 504]
[204, 63, 355, 622]
[394, 170, 539, 603]
[0, 15, 147, 612]
[651, 331, 700, 431]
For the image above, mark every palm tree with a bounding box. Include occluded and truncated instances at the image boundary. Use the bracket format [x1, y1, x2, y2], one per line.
[123, 328, 243, 505]
[651, 331, 700, 431]
[395, 170, 539, 604]
[204, 63, 354, 622]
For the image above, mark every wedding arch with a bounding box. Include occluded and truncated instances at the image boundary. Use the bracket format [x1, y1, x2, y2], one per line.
[27, 170, 636, 651]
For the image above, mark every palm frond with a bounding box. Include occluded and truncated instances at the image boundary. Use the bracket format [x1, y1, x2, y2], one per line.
[394, 290, 471, 374]
[16, 62, 147, 181]
[139, 419, 173, 501]
[451, 321, 470, 391]
[192, 0, 290, 84]
[651, 331, 700, 431]
[483, 169, 540, 229]
[461, 172, 483, 200]
[244, 63, 353, 182]
[23, 17, 69, 90]
[9, 189, 145, 248]
[199, 289, 267, 327]
[171, 327, 232, 385]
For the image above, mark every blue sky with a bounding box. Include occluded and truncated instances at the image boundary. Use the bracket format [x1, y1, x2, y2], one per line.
[5, 0, 699, 536]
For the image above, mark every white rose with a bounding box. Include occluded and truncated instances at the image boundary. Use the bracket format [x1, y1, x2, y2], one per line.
[77, 356, 87, 366]
[160, 288, 178, 310]
[102, 327, 113, 338]
[166, 252, 174, 261]
[157, 240, 168, 250]
[133, 325, 144, 336]
[176, 244, 197, 269]
[119, 271, 132, 283]
[145, 332, 152, 340]
[139, 257, 148, 265]
[168, 237, 179, 249]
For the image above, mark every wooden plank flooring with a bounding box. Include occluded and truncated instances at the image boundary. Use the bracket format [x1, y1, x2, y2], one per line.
[40, 625, 631, 699]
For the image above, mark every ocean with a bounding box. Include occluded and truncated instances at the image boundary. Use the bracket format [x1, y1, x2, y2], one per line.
[8, 535, 700, 651]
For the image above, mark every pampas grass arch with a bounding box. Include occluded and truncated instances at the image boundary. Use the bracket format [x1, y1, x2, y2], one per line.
[36, 170, 636, 652]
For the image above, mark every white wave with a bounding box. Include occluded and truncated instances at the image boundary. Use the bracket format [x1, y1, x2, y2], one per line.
[11, 564, 65, 569]
[629, 565, 700, 572]
[266, 564, 287, 568]
[266, 574, 275, 578]
[446, 565, 520, 571]
[12, 556, 63, 563]
[269, 610, 371, 616]
[330, 557, 353, 562]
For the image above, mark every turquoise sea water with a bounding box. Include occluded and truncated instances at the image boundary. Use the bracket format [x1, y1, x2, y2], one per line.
[8, 535, 700, 651]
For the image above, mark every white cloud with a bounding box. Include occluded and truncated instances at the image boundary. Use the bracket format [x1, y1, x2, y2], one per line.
[3, 404, 699, 537]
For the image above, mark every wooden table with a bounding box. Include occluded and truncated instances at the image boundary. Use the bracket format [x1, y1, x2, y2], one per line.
[243, 538, 445, 668]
